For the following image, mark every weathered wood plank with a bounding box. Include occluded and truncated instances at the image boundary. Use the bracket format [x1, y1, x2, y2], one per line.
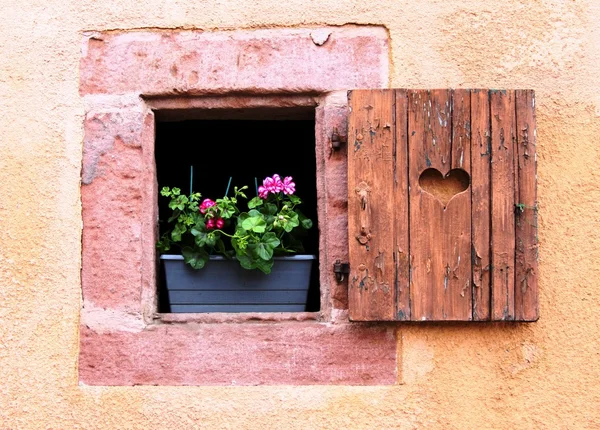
[348, 89, 397, 321]
[514, 89, 539, 321]
[394, 89, 410, 320]
[490, 90, 516, 320]
[452, 89, 471, 172]
[471, 89, 492, 320]
[446, 89, 472, 320]
[409, 89, 471, 320]
[408, 89, 436, 320]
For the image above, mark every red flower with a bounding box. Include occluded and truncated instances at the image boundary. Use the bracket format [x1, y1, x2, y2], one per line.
[200, 198, 216, 214]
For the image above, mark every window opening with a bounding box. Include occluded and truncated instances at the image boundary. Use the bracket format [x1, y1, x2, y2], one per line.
[155, 108, 320, 313]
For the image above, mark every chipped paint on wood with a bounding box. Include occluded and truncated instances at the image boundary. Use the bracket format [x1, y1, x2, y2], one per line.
[348, 89, 537, 322]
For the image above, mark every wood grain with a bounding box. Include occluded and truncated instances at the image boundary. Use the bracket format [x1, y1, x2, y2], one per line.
[447, 89, 472, 320]
[394, 89, 411, 320]
[408, 90, 472, 320]
[347, 88, 536, 322]
[490, 90, 516, 320]
[407, 89, 435, 320]
[471, 90, 492, 320]
[348, 90, 397, 321]
[514, 89, 539, 321]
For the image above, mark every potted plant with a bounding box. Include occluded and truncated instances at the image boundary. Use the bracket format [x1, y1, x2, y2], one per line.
[157, 174, 316, 313]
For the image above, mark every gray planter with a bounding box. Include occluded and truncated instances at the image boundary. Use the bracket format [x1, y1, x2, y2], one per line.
[160, 254, 316, 313]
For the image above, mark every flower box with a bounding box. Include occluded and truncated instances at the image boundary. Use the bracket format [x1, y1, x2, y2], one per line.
[161, 254, 316, 313]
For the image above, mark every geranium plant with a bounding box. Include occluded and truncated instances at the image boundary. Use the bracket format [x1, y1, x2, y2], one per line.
[157, 174, 313, 274]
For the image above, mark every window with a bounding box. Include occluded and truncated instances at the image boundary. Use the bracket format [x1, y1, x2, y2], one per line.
[154, 108, 320, 313]
[79, 27, 398, 386]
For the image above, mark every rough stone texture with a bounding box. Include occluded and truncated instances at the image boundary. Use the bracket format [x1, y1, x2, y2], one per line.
[80, 27, 389, 96]
[79, 28, 389, 385]
[316, 92, 351, 312]
[81, 104, 156, 313]
[80, 323, 397, 385]
[2, 1, 600, 428]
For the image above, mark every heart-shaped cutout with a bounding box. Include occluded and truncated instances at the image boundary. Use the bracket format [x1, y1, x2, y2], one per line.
[418, 168, 470, 207]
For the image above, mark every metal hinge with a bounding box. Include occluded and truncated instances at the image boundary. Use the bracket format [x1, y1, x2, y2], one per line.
[331, 128, 348, 150]
[333, 259, 350, 282]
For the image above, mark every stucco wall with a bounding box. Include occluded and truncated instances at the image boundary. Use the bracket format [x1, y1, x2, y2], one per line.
[1, 0, 599, 428]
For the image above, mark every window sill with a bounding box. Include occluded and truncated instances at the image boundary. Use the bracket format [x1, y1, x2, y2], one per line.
[153, 311, 319, 324]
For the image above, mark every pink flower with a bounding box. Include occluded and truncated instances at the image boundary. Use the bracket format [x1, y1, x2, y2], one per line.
[206, 218, 215, 229]
[262, 176, 277, 192]
[216, 218, 224, 229]
[200, 198, 216, 214]
[258, 186, 269, 199]
[271, 174, 284, 192]
[258, 174, 295, 198]
[282, 176, 295, 195]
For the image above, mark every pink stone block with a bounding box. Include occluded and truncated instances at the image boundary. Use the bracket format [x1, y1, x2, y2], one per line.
[80, 323, 397, 385]
[316, 95, 351, 310]
[80, 28, 389, 95]
[81, 108, 156, 312]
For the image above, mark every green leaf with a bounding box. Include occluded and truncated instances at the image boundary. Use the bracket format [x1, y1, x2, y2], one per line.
[255, 258, 274, 274]
[265, 214, 276, 227]
[194, 231, 208, 247]
[220, 206, 235, 219]
[237, 212, 249, 224]
[205, 232, 217, 247]
[242, 216, 266, 233]
[253, 243, 271, 260]
[181, 247, 209, 269]
[156, 236, 171, 253]
[283, 213, 300, 232]
[190, 217, 206, 235]
[247, 232, 280, 261]
[248, 197, 263, 209]
[160, 187, 171, 197]
[298, 212, 313, 229]
[171, 223, 187, 242]
[262, 232, 280, 249]
[264, 203, 278, 215]
[182, 214, 195, 226]
[169, 195, 188, 211]
[288, 195, 301, 204]
[236, 254, 256, 270]
[191, 217, 206, 231]
[216, 198, 236, 219]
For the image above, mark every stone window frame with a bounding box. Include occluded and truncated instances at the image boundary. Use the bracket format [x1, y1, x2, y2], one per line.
[79, 26, 398, 385]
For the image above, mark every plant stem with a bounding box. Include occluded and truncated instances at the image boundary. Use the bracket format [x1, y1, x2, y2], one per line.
[225, 176, 232, 196]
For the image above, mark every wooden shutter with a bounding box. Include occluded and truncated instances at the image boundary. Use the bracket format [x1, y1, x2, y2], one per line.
[347, 89, 538, 322]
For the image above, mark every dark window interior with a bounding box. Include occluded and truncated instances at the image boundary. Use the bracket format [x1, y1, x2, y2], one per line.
[155, 108, 320, 312]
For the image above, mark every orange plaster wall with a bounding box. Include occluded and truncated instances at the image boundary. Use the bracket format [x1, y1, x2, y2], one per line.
[1, 0, 599, 428]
